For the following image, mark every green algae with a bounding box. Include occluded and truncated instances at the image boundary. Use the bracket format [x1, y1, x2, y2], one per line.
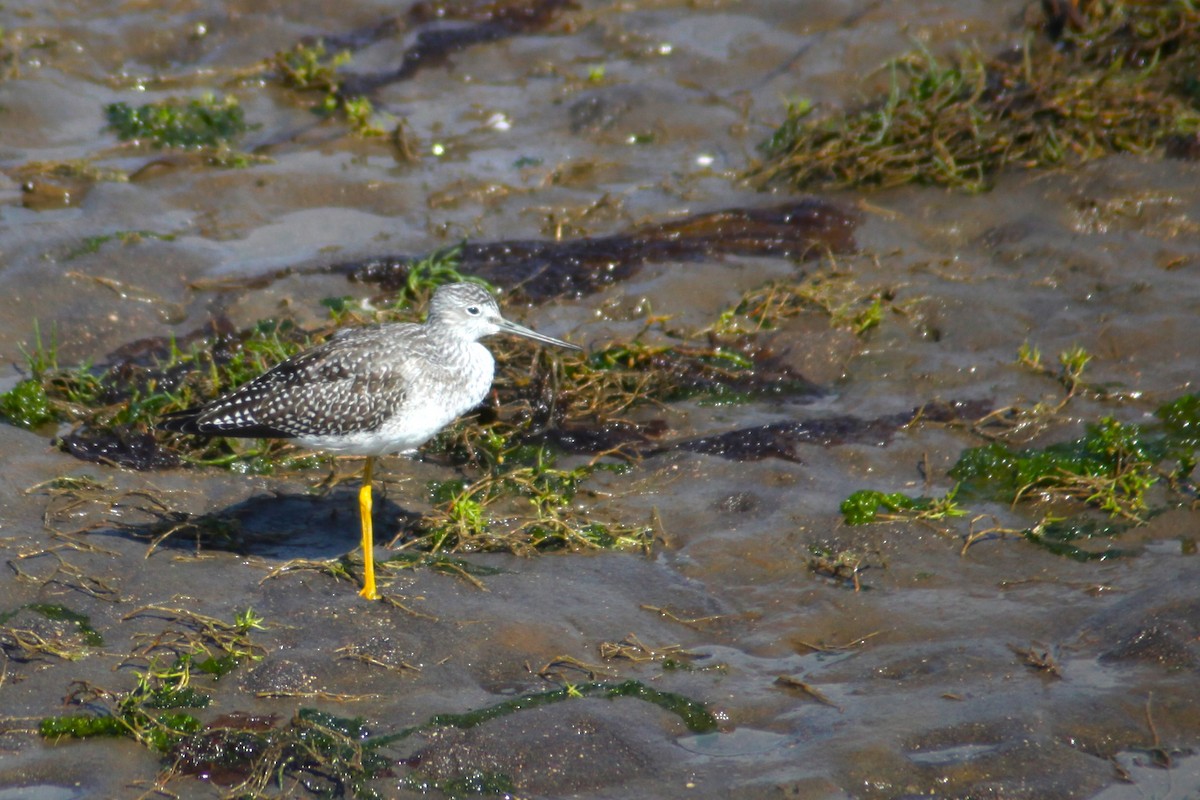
[39, 715, 128, 739]
[141, 685, 212, 710]
[1022, 518, 1134, 562]
[754, 3, 1200, 192]
[839, 486, 966, 526]
[576, 339, 822, 408]
[712, 275, 895, 338]
[0, 323, 84, 429]
[413, 770, 516, 797]
[0, 602, 105, 660]
[841, 393, 1200, 558]
[26, 603, 104, 647]
[0, 378, 54, 429]
[374, 679, 718, 746]
[270, 39, 387, 137]
[41, 673, 205, 753]
[192, 653, 240, 678]
[105, 94, 250, 149]
[274, 39, 349, 92]
[64, 229, 176, 261]
[949, 414, 1184, 520]
[416, 439, 652, 555]
[840, 490, 933, 525]
[40, 609, 260, 753]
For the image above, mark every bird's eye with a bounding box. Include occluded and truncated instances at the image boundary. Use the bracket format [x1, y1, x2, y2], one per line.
[466, 306, 481, 316]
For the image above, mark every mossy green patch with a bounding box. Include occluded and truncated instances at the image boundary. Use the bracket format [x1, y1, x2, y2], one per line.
[105, 94, 250, 149]
[41, 679, 204, 753]
[840, 485, 966, 526]
[712, 276, 895, 338]
[142, 686, 211, 710]
[1022, 517, 1134, 562]
[64, 229, 176, 261]
[192, 653, 240, 678]
[841, 393, 1200, 558]
[840, 490, 933, 525]
[754, 4, 1200, 192]
[414, 439, 652, 555]
[274, 39, 349, 92]
[949, 414, 1185, 520]
[577, 339, 821, 408]
[27, 603, 104, 647]
[375, 679, 718, 745]
[40, 608, 260, 753]
[40, 715, 127, 739]
[0, 378, 54, 428]
[269, 39, 388, 137]
[1156, 393, 1200, 456]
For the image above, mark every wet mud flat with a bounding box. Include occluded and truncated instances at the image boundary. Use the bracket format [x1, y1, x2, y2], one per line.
[2, 1, 1200, 798]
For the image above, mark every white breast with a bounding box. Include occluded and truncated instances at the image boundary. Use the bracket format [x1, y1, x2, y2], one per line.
[297, 339, 495, 457]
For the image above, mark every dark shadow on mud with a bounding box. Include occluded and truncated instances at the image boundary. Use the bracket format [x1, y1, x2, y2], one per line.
[84, 487, 418, 560]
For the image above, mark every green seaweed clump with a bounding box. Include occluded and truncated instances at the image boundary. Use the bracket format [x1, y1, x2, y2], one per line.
[1022, 517, 1133, 562]
[710, 276, 895, 338]
[836, 390, 1200, 563]
[840, 489, 931, 525]
[415, 440, 651, 555]
[0, 378, 54, 428]
[39, 715, 128, 739]
[40, 607, 263, 754]
[754, 3, 1200, 192]
[26, 602, 104, 647]
[839, 486, 966, 525]
[381, 678, 718, 743]
[274, 39, 349, 92]
[950, 414, 1189, 520]
[105, 94, 250, 148]
[41, 669, 205, 753]
[1156, 392, 1200, 455]
[572, 339, 822, 410]
[0, 602, 104, 660]
[840, 394, 1200, 555]
[172, 708, 390, 798]
[269, 40, 387, 137]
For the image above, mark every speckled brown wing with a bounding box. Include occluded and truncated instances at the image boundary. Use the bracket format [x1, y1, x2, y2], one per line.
[159, 324, 421, 440]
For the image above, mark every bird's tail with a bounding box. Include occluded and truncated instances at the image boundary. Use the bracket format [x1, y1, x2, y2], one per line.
[157, 408, 205, 435]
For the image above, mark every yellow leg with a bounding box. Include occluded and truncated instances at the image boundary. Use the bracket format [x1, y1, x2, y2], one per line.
[358, 456, 379, 600]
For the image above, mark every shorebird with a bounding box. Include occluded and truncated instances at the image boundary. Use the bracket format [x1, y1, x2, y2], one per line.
[160, 282, 582, 599]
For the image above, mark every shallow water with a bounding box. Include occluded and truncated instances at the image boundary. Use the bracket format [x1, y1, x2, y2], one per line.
[2, 1, 1199, 798]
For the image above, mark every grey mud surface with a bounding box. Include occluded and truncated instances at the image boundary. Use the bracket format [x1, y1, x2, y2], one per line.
[2, 1, 1200, 798]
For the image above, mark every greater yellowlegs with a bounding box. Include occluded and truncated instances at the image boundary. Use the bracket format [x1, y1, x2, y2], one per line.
[160, 282, 582, 599]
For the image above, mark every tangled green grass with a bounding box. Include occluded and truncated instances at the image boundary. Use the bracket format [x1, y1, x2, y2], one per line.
[753, 2, 1200, 192]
